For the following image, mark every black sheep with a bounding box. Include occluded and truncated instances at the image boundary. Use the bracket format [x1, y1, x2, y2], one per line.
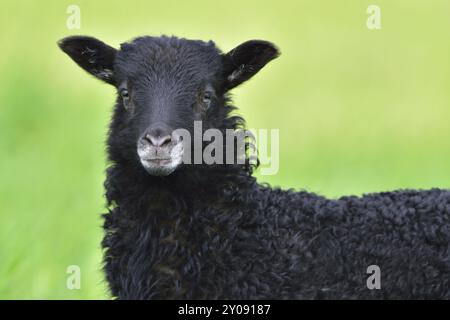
[58, 35, 450, 299]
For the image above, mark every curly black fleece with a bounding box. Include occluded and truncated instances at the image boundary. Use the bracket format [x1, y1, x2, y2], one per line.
[59, 35, 450, 299]
[103, 166, 450, 299]
[103, 131, 450, 298]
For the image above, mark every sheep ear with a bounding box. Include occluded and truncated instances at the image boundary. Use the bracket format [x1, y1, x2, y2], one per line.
[58, 36, 117, 85]
[223, 40, 280, 90]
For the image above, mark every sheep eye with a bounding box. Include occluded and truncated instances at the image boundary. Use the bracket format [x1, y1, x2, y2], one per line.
[120, 89, 129, 99]
[202, 92, 213, 108]
[119, 88, 131, 110]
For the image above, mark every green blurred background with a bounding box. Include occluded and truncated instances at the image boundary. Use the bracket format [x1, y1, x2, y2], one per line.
[0, 0, 449, 299]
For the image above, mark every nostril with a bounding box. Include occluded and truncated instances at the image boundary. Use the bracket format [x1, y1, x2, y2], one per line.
[145, 134, 171, 147]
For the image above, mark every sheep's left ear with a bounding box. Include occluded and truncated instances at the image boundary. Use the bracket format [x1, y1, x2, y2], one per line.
[223, 40, 280, 90]
[58, 36, 117, 85]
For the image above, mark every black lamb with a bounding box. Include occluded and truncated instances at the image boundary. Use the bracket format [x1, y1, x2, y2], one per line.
[58, 35, 450, 299]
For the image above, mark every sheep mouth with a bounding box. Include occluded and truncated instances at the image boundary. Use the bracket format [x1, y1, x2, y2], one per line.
[139, 155, 183, 176]
[137, 142, 184, 176]
[142, 158, 172, 166]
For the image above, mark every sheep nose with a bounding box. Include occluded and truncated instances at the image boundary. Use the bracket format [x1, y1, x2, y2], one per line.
[144, 134, 171, 147]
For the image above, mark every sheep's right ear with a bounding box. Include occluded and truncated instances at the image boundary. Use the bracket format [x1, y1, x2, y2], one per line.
[58, 36, 117, 85]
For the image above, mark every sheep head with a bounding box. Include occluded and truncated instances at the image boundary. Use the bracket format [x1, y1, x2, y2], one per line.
[58, 35, 279, 176]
